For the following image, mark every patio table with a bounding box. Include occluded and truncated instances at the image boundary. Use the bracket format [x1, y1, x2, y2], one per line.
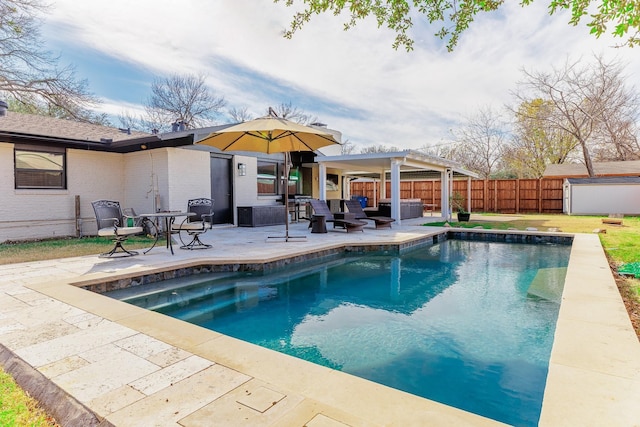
[140, 211, 195, 255]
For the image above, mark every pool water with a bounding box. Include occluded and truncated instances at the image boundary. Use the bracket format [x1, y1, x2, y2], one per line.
[109, 239, 570, 426]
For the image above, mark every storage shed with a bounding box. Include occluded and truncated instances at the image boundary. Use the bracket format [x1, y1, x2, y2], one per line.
[563, 177, 640, 215]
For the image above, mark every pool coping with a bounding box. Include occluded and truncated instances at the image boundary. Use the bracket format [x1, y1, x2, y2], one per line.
[3, 228, 640, 426]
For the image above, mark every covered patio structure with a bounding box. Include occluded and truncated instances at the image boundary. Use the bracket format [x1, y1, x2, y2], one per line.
[315, 150, 479, 224]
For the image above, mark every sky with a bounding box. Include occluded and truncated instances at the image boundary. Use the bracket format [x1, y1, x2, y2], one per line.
[39, 0, 640, 151]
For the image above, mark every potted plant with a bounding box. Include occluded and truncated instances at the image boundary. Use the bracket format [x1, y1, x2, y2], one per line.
[450, 192, 471, 222]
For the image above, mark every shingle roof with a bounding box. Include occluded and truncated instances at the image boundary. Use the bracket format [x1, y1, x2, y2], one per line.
[0, 111, 150, 142]
[543, 160, 640, 178]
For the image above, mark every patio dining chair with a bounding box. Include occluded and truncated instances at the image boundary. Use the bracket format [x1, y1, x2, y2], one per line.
[91, 200, 147, 258]
[171, 198, 214, 249]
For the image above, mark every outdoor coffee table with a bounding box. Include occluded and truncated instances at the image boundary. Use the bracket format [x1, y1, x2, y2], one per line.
[140, 211, 195, 255]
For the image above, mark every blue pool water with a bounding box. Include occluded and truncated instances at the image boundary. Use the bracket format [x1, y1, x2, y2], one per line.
[109, 239, 571, 426]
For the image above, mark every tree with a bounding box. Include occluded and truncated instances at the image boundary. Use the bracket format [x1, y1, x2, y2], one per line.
[505, 99, 578, 178]
[276, 0, 640, 51]
[266, 102, 317, 125]
[359, 144, 400, 154]
[145, 73, 226, 131]
[515, 54, 639, 177]
[0, 0, 105, 123]
[417, 142, 459, 159]
[340, 139, 357, 155]
[450, 106, 508, 178]
[227, 106, 252, 123]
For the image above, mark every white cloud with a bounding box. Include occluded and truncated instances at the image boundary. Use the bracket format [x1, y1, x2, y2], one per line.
[42, 0, 640, 149]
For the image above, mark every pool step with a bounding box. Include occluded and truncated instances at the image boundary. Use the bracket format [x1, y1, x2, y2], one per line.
[527, 267, 567, 303]
[127, 281, 241, 312]
[158, 285, 263, 323]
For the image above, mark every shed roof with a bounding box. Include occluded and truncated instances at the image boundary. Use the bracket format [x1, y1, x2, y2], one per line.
[543, 160, 640, 178]
[565, 177, 640, 185]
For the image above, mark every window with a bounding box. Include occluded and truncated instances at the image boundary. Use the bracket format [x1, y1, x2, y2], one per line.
[257, 161, 278, 195]
[14, 147, 66, 189]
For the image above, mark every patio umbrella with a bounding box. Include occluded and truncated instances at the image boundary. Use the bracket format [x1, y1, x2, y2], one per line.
[196, 111, 340, 241]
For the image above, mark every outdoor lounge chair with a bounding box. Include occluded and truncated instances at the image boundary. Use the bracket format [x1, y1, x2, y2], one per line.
[308, 199, 367, 233]
[92, 199, 147, 258]
[171, 198, 214, 249]
[344, 199, 395, 229]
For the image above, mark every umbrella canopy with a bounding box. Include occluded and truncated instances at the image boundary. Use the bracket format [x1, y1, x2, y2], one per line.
[196, 113, 341, 241]
[196, 116, 340, 153]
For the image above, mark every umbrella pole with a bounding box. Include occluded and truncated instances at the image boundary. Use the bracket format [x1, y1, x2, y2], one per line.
[285, 151, 290, 240]
[268, 151, 306, 242]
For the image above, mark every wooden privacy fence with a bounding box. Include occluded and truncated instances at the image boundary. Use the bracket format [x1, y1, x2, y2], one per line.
[350, 178, 564, 214]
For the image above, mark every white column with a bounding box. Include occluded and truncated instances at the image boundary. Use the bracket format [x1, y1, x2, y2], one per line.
[391, 159, 401, 225]
[380, 169, 387, 199]
[441, 169, 450, 221]
[467, 176, 472, 213]
[343, 176, 351, 200]
[319, 163, 327, 200]
[373, 178, 377, 207]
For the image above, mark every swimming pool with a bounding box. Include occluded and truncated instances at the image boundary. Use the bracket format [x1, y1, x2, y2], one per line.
[107, 239, 570, 426]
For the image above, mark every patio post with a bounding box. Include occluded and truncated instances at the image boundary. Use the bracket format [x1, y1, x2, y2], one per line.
[319, 162, 327, 201]
[391, 159, 401, 225]
[467, 176, 472, 213]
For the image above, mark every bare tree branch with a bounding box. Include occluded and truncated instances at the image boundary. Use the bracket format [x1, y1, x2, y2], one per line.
[145, 73, 226, 130]
[514, 54, 639, 176]
[0, 0, 105, 123]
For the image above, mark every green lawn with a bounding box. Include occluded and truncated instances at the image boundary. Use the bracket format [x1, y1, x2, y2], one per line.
[0, 236, 156, 265]
[0, 368, 59, 427]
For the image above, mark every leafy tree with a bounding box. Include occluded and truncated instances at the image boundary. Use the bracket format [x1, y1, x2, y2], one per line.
[514, 54, 639, 176]
[505, 99, 578, 178]
[276, 0, 640, 51]
[0, 0, 105, 123]
[144, 73, 226, 131]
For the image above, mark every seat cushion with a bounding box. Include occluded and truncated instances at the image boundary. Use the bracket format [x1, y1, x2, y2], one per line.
[98, 226, 143, 237]
[172, 221, 209, 231]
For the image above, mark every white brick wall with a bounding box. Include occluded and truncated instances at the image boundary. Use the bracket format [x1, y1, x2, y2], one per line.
[0, 145, 205, 242]
[0, 143, 125, 241]
[166, 148, 211, 210]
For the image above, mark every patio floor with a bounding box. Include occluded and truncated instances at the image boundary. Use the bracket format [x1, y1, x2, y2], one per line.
[0, 217, 639, 426]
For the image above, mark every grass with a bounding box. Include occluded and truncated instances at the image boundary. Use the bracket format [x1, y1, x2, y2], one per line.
[0, 367, 59, 427]
[0, 213, 638, 424]
[0, 236, 157, 265]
